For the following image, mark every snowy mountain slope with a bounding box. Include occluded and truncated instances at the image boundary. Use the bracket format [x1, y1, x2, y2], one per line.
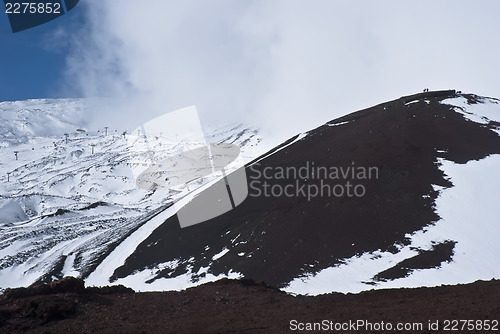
[1, 92, 499, 296]
[0, 99, 87, 147]
[88, 90, 500, 294]
[0, 99, 267, 290]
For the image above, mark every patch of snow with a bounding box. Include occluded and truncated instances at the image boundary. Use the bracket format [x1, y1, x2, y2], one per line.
[110, 267, 241, 292]
[212, 247, 230, 261]
[62, 253, 80, 278]
[284, 154, 500, 295]
[327, 121, 351, 127]
[441, 96, 500, 135]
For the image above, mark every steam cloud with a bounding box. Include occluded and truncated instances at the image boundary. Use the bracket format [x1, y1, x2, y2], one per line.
[63, 0, 500, 139]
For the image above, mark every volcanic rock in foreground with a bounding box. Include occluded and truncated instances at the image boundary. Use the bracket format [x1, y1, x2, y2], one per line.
[0, 277, 499, 333]
[104, 90, 500, 293]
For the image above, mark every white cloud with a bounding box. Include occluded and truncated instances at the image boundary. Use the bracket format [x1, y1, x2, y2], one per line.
[63, 0, 500, 138]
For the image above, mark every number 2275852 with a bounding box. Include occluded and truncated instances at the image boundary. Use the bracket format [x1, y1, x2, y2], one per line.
[5, 2, 61, 14]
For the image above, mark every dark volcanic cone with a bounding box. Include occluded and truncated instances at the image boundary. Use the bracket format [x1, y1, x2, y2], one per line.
[108, 90, 500, 289]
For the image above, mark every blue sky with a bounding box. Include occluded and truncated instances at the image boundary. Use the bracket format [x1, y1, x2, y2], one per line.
[0, 3, 84, 102]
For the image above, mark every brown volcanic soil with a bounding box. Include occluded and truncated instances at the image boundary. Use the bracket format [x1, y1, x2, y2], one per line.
[1, 277, 499, 333]
[107, 90, 500, 288]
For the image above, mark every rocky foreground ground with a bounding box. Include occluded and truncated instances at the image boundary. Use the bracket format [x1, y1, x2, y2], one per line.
[0, 277, 499, 333]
